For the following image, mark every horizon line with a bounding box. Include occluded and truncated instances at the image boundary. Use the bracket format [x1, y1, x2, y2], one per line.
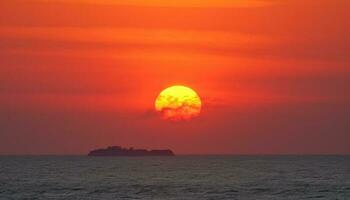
[0, 153, 349, 156]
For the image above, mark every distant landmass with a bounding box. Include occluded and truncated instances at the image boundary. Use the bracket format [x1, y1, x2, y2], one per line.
[88, 146, 175, 157]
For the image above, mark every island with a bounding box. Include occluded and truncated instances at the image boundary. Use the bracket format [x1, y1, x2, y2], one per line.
[88, 146, 175, 157]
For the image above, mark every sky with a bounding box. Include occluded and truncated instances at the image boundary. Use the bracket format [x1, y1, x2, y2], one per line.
[0, 0, 349, 155]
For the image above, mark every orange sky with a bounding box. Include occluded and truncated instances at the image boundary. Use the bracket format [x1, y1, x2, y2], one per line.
[0, 0, 349, 154]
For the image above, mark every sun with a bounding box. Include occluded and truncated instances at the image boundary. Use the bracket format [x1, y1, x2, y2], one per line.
[155, 85, 202, 121]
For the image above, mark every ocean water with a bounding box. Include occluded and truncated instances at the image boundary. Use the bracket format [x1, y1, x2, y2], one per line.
[0, 156, 349, 200]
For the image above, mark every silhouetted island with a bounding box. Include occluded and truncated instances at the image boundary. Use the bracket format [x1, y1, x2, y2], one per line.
[88, 146, 175, 157]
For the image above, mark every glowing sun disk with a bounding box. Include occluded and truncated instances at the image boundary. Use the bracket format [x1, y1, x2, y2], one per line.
[155, 85, 202, 121]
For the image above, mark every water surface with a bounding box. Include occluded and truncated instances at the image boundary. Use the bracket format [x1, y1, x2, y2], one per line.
[0, 156, 349, 199]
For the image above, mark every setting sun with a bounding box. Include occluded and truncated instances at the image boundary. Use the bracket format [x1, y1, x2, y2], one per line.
[155, 85, 202, 121]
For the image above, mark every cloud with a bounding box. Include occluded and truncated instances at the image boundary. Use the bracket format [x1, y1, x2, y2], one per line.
[34, 0, 277, 7]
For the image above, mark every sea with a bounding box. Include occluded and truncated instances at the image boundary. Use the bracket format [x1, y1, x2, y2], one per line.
[0, 156, 349, 200]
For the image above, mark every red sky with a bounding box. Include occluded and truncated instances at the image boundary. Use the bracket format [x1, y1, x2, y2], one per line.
[0, 0, 349, 154]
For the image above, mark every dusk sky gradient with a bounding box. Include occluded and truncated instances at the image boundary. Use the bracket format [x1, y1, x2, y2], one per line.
[0, 0, 349, 154]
